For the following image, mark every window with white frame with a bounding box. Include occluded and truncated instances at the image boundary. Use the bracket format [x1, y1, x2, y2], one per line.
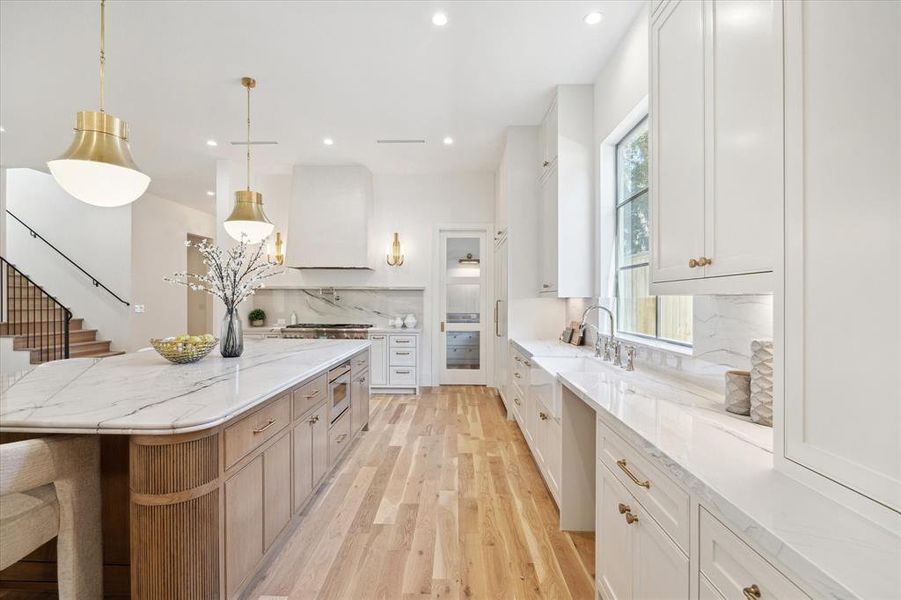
[615, 117, 692, 345]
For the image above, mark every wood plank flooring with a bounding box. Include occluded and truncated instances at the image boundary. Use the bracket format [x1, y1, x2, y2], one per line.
[245, 385, 595, 600]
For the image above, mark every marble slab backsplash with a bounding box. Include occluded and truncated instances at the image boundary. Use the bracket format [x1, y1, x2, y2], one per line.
[565, 295, 774, 395]
[248, 288, 423, 328]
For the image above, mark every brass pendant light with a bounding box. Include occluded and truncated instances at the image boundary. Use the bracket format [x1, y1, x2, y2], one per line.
[223, 77, 274, 244]
[47, 0, 150, 207]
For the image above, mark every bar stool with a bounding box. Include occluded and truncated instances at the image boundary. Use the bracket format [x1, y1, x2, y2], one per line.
[0, 435, 102, 598]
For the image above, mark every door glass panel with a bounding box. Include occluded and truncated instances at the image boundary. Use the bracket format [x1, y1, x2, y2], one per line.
[445, 235, 482, 371]
[446, 237, 481, 324]
[447, 330, 481, 370]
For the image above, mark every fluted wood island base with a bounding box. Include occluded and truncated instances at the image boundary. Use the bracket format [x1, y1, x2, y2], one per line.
[0, 339, 371, 598]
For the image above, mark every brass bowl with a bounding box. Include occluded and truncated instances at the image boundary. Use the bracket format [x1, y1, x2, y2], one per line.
[150, 337, 218, 364]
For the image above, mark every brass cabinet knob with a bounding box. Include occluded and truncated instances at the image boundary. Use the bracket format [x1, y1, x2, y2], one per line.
[688, 258, 699, 268]
[742, 584, 761, 599]
[618, 503, 631, 514]
[542, 160, 550, 167]
[538, 411, 548, 421]
[699, 256, 713, 266]
[624, 511, 639, 524]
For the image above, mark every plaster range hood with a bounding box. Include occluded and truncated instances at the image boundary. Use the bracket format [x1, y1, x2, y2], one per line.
[286, 165, 374, 270]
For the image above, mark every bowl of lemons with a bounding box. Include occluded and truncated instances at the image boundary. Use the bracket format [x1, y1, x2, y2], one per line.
[150, 334, 218, 364]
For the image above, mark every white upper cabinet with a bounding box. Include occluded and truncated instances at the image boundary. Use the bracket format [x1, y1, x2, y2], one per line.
[780, 0, 900, 517]
[537, 86, 594, 298]
[650, 0, 782, 294]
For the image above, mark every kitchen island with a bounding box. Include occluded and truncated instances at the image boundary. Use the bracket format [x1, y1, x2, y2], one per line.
[0, 338, 371, 598]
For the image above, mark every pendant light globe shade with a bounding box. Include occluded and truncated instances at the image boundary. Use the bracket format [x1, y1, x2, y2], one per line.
[223, 190, 274, 244]
[47, 111, 150, 207]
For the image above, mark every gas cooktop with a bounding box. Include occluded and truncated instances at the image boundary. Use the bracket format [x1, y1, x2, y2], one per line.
[284, 323, 374, 329]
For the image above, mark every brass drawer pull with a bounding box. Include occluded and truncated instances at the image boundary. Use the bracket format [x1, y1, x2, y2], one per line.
[305, 389, 321, 399]
[396, 351, 411, 355]
[618, 503, 631, 514]
[616, 459, 650, 489]
[742, 585, 761, 599]
[514, 372, 522, 379]
[538, 411, 548, 421]
[308, 415, 320, 425]
[624, 511, 638, 525]
[523, 360, 531, 367]
[253, 418, 276, 434]
[395, 369, 411, 375]
[513, 397, 521, 406]
[371, 335, 385, 340]
[336, 433, 348, 443]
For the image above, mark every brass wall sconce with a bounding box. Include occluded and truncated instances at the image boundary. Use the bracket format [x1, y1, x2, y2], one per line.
[386, 232, 404, 266]
[269, 231, 285, 265]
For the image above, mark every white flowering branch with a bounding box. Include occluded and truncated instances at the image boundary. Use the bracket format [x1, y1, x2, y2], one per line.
[165, 237, 282, 313]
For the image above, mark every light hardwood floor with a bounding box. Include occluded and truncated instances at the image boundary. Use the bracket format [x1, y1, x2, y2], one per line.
[245, 385, 595, 600]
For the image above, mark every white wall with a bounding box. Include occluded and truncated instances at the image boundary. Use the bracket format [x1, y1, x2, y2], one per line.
[215, 165, 495, 385]
[5, 168, 132, 350]
[130, 193, 215, 350]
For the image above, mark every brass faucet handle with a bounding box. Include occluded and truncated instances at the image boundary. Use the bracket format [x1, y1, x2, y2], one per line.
[624, 345, 636, 371]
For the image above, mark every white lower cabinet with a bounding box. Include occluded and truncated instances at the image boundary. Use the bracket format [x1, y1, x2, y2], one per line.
[368, 332, 419, 392]
[597, 463, 688, 600]
[700, 508, 809, 599]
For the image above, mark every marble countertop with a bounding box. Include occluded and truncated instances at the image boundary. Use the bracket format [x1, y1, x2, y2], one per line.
[511, 338, 596, 359]
[558, 366, 900, 600]
[0, 339, 369, 435]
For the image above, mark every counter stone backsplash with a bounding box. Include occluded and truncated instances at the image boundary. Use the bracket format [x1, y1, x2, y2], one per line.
[250, 288, 423, 329]
[566, 294, 774, 396]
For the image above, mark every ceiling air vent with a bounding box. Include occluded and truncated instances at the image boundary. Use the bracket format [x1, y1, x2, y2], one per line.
[376, 139, 426, 144]
[230, 140, 278, 145]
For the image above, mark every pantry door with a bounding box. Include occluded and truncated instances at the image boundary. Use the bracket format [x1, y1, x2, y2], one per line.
[438, 229, 488, 385]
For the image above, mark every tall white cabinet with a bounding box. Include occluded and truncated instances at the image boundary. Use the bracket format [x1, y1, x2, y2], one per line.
[779, 0, 900, 518]
[650, 0, 782, 294]
[537, 86, 594, 298]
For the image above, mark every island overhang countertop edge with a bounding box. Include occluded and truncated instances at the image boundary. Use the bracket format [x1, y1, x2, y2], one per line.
[0, 339, 370, 435]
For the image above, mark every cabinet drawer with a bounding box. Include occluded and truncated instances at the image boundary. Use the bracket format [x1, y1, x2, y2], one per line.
[597, 420, 690, 551]
[511, 353, 530, 386]
[700, 508, 809, 600]
[389, 334, 416, 348]
[224, 394, 291, 469]
[389, 366, 416, 386]
[328, 410, 352, 468]
[351, 350, 369, 378]
[293, 373, 327, 419]
[389, 347, 416, 366]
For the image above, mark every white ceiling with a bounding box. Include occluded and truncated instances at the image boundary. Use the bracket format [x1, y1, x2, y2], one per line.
[0, 0, 643, 212]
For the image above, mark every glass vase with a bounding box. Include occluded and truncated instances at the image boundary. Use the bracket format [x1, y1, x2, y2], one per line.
[220, 309, 244, 358]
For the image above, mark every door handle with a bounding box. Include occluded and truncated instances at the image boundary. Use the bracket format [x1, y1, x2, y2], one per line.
[440, 321, 445, 333]
[494, 300, 501, 337]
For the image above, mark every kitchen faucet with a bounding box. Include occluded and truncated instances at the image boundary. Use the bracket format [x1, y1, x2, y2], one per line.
[580, 304, 616, 362]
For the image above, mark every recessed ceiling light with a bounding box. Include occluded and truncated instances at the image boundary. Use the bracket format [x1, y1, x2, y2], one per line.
[0, 126, 5, 133]
[206, 139, 218, 147]
[432, 12, 448, 26]
[206, 190, 215, 197]
[443, 136, 454, 145]
[584, 11, 603, 25]
[323, 137, 334, 146]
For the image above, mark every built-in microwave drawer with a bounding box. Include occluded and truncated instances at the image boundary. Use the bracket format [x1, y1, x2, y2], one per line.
[293, 373, 327, 419]
[597, 419, 690, 551]
[389, 334, 416, 348]
[389, 366, 416, 386]
[389, 347, 415, 366]
[700, 508, 809, 599]
[224, 394, 290, 469]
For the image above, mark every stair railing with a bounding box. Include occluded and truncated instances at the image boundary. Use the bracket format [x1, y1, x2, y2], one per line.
[5, 210, 130, 307]
[1, 256, 73, 361]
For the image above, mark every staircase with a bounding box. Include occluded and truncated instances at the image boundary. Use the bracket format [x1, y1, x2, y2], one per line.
[1, 258, 124, 365]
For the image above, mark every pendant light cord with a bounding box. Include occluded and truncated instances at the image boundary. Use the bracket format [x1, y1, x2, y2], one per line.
[99, 0, 105, 113]
[246, 82, 251, 191]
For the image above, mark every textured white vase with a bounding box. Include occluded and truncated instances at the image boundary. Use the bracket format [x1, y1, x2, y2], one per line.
[724, 370, 752, 416]
[750, 340, 774, 426]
